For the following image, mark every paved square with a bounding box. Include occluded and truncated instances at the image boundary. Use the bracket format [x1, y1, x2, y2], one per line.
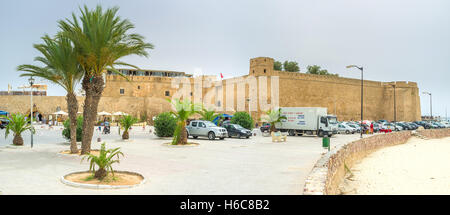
[0, 126, 364, 194]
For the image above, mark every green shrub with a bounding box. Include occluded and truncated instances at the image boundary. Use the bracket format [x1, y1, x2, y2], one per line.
[154, 112, 177, 137]
[62, 116, 83, 142]
[230, 112, 254, 130]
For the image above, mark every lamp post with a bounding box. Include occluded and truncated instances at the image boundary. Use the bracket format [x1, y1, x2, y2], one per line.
[422, 91, 432, 121]
[28, 76, 35, 148]
[246, 98, 251, 118]
[346, 65, 364, 138]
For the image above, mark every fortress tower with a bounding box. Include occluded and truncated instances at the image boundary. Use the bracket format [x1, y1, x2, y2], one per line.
[249, 57, 274, 76]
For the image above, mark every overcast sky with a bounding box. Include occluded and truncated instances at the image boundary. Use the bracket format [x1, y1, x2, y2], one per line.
[0, 0, 449, 117]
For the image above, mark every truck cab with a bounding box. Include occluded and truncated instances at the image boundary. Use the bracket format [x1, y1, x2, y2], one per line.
[318, 115, 338, 137]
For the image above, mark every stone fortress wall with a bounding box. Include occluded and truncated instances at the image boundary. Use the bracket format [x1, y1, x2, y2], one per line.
[0, 57, 421, 122]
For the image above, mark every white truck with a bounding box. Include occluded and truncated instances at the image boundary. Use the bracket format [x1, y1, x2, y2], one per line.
[275, 107, 338, 137]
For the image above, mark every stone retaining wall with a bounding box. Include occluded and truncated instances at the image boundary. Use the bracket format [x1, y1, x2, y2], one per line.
[303, 128, 450, 195]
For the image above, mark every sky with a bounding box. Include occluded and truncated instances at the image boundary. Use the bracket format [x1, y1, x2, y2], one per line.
[0, 0, 449, 117]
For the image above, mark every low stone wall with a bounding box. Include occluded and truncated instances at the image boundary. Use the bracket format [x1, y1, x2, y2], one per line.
[417, 128, 450, 139]
[303, 128, 450, 195]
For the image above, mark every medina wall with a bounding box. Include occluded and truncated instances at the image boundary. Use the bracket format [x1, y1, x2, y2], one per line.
[0, 57, 421, 122]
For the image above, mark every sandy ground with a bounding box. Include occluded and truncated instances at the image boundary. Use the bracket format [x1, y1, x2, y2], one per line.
[0, 125, 366, 195]
[341, 136, 450, 195]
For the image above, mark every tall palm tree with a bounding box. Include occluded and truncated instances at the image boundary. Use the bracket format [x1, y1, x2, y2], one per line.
[17, 35, 83, 153]
[169, 99, 198, 145]
[58, 5, 153, 154]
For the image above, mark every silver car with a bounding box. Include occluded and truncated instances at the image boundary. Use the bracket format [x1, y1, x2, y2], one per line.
[186, 120, 228, 140]
[338, 124, 356, 134]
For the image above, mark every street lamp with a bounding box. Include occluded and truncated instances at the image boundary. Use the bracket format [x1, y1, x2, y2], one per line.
[346, 65, 364, 138]
[246, 98, 251, 118]
[28, 76, 35, 148]
[422, 91, 432, 121]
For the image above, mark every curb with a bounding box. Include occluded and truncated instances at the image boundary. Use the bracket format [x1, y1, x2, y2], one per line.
[60, 171, 146, 189]
[161, 142, 200, 148]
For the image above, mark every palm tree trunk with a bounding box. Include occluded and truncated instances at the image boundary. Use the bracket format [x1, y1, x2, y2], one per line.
[177, 121, 188, 145]
[122, 130, 129, 140]
[94, 168, 107, 179]
[13, 134, 23, 146]
[66, 92, 79, 154]
[81, 75, 105, 155]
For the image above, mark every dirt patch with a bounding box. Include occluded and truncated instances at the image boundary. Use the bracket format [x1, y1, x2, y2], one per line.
[64, 171, 144, 186]
[60, 149, 100, 156]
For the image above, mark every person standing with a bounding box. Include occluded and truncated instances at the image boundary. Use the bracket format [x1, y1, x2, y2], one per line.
[370, 122, 374, 134]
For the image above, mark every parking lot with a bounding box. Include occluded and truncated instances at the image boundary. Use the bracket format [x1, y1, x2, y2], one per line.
[0, 126, 367, 194]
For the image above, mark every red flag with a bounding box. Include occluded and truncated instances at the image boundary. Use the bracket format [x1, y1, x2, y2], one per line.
[220, 73, 223, 79]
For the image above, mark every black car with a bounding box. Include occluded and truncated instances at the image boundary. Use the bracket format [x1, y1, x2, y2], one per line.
[0, 118, 10, 129]
[260, 123, 271, 133]
[414, 121, 431, 129]
[224, 124, 251, 138]
[396, 122, 412, 130]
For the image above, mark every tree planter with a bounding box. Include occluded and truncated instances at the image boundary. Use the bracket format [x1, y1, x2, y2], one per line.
[59, 149, 100, 156]
[61, 171, 145, 189]
[162, 142, 199, 147]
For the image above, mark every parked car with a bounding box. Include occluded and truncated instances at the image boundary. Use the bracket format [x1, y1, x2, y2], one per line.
[337, 124, 356, 134]
[260, 123, 271, 133]
[186, 120, 228, 140]
[414, 121, 431, 129]
[224, 124, 252, 138]
[0, 118, 9, 129]
[396, 122, 413, 130]
[346, 124, 361, 133]
[432, 122, 446, 129]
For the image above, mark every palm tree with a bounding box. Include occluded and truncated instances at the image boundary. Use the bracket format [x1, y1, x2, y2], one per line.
[199, 107, 222, 122]
[5, 114, 35, 146]
[82, 142, 124, 179]
[262, 108, 287, 132]
[17, 35, 83, 153]
[119, 115, 138, 140]
[58, 5, 153, 154]
[169, 99, 198, 145]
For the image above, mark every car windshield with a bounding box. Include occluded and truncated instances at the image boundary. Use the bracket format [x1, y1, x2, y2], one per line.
[204, 121, 217, 127]
[327, 117, 338, 124]
[234, 124, 244, 129]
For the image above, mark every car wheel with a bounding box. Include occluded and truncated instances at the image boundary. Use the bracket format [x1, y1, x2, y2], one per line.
[208, 132, 216, 140]
[345, 130, 350, 134]
[193, 136, 198, 139]
[246, 136, 250, 139]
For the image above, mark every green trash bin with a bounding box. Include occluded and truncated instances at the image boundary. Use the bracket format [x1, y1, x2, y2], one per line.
[322, 136, 330, 150]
